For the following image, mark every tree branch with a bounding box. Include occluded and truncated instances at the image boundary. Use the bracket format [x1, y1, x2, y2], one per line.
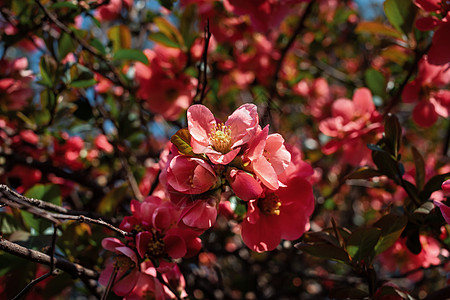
[0, 237, 98, 280]
[193, 19, 211, 105]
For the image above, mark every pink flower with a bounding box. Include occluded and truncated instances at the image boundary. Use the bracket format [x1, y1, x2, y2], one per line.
[135, 47, 195, 120]
[94, 134, 114, 153]
[0, 58, 33, 110]
[166, 155, 218, 194]
[318, 88, 383, 166]
[187, 103, 259, 164]
[402, 56, 450, 127]
[99, 238, 140, 296]
[227, 168, 263, 201]
[223, 0, 309, 33]
[378, 236, 441, 282]
[95, 0, 133, 21]
[240, 175, 314, 252]
[245, 125, 291, 190]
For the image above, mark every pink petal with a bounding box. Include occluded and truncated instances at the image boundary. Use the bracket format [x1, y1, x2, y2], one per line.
[187, 105, 216, 147]
[102, 237, 124, 252]
[164, 233, 187, 259]
[412, 101, 438, 127]
[241, 213, 281, 252]
[442, 179, 450, 196]
[114, 269, 140, 296]
[415, 16, 440, 31]
[428, 22, 450, 66]
[246, 125, 268, 161]
[228, 169, 263, 201]
[181, 199, 218, 229]
[331, 98, 354, 122]
[253, 157, 279, 190]
[265, 134, 291, 174]
[226, 103, 259, 148]
[206, 147, 241, 164]
[353, 88, 374, 115]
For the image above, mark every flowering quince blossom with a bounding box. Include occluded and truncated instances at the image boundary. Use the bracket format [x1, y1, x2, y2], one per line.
[99, 238, 140, 296]
[223, 0, 310, 33]
[100, 196, 199, 298]
[402, 55, 450, 127]
[414, 0, 450, 65]
[378, 236, 441, 282]
[240, 145, 314, 252]
[319, 87, 383, 166]
[135, 46, 196, 120]
[187, 103, 259, 164]
[95, 0, 133, 22]
[0, 58, 34, 110]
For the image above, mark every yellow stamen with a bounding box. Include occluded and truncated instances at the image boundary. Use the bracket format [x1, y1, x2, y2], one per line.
[258, 193, 282, 215]
[146, 236, 165, 258]
[209, 123, 232, 154]
[114, 255, 135, 270]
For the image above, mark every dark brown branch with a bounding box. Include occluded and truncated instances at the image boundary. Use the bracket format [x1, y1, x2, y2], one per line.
[12, 225, 60, 300]
[0, 237, 98, 279]
[0, 184, 131, 237]
[193, 19, 211, 105]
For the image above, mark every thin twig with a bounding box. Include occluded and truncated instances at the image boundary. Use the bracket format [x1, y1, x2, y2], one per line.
[156, 271, 182, 300]
[0, 184, 131, 237]
[193, 19, 211, 104]
[0, 237, 98, 279]
[11, 225, 60, 300]
[101, 266, 119, 300]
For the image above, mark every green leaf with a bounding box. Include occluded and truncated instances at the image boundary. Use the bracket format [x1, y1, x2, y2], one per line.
[108, 25, 132, 52]
[412, 146, 425, 191]
[406, 230, 421, 255]
[373, 214, 407, 254]
[158, 0, 176, 10]
[148, 32, 181, 48]
[355, 21, 403, 39]
[98, 184, 129, 215]
[50, 2, 78, 9]
[403, 179, 421, 205]
[384, 113, 402, 158]
[296, 243, 350, 263]
[90, 38, 107, 56]
[74, 99, 94, 121]
[364, 68, 386, 97]
[346, 228, 381, 262]
[414, 201, 434, 214]
[70, 78, 97, 88]
[58, 32, 78, 60]
[372, 149, 401, 184]
[419, 172, 450, 202]
[114, 49, 149, 65]
[171, 128, 195, 156]
[39, 55, 58, 87]
[153, 17, 185, 48]
[346, 167, 384, 180]
[384, 0, 416, 36]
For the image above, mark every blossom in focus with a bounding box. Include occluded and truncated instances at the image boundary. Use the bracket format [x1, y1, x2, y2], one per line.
[187, 103, 259, 164]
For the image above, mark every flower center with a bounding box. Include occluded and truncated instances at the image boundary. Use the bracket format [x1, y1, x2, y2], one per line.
[146, 236, 165, 258]
[114, 255, 135, 270]
[258, 193, 282, 215]
[209, 123, 232, 153]
[143, 290, 156, 300]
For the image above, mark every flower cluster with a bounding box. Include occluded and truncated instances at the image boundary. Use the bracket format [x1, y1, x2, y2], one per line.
[100, 196, 201, 298]
[160, 103, 315, 252]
